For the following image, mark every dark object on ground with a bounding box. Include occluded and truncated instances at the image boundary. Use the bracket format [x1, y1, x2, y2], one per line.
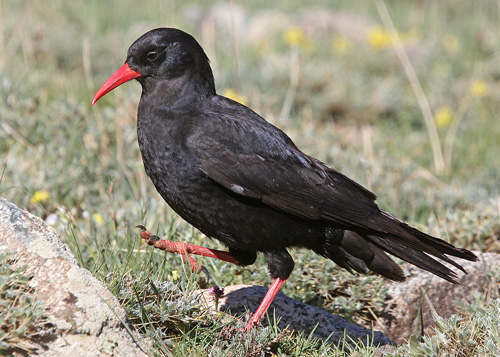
[92, 28, 478, 331]
[200, 284, 395, 346]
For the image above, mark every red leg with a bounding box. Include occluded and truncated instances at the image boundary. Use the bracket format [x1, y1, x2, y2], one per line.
[136, 225, 241, 269]
[245, 277, 287, 331]
[137, 225, 285, 331]
[179, 253, 206, 274]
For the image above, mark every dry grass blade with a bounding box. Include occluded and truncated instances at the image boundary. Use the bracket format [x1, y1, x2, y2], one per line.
[375, 0, 445, 173]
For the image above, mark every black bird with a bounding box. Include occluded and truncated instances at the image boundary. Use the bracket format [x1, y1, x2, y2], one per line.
[92, 28, 478, 330]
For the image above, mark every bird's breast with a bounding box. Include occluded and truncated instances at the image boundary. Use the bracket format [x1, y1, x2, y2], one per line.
[136, 113, 223, 233]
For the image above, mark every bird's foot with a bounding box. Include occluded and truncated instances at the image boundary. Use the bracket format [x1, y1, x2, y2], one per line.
[136, 225, 241, 282]
[136, 225, 210, 280]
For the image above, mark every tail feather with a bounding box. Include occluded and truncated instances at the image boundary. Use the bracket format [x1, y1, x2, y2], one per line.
[376, 211, 470, 263]
[405, 223, 478, 262]
[367, 235, 464, 283]
[323, 210, 477, 283]
[367, 210, 478, 283]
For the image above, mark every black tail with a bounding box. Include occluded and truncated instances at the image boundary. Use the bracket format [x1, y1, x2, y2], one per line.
[367, 210, 478, 283]
[323, 210, 478, 283]
[367, 234, 473, 283]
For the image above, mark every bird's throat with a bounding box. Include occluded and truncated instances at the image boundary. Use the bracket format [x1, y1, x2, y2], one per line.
[140, 72, 213, 108]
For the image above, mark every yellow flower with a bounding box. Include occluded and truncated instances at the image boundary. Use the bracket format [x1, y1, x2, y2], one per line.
[332, 35, 353, 55]
[434, 106, 454, 129]
[92, 213, 104, 226]
[442, 34, 460, 54]
[284, 26, 305, 47]
[30, 190, 50, 204]
[171, 270, 179, 281]
[366, 26, 392, 49]
[223, 88, 247, 105]
[470, 80, 488, 97]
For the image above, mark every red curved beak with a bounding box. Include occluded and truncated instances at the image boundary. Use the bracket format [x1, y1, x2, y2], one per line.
[91, 63, 141, 106]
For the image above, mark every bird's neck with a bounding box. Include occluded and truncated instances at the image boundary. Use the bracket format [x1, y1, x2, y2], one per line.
[140, 72, 215, 109]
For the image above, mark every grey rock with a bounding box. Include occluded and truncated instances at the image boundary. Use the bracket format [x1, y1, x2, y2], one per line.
[374, 252, 499, 344]
[200, 284, 394, 346]
[0, 197, 150, 356]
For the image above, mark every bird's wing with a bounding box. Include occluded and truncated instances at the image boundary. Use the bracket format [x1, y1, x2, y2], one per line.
[192, 121, 380, 228]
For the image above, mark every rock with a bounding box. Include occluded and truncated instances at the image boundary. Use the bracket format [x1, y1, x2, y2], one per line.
[200, 284, 394, 346]
[374, 252, 499, 344]
[0, 197, 150, 356]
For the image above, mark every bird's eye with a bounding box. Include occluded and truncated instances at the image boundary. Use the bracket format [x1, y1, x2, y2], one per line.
[147, 51, 158, 62]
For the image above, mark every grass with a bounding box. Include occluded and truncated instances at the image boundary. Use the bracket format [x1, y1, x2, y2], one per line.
[392, 293, 500, 356]
[1, 0, 500, 355]
[0, 254, 47, 355]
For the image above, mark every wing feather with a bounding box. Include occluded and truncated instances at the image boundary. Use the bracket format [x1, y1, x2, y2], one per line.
[196, 137, 379, 225]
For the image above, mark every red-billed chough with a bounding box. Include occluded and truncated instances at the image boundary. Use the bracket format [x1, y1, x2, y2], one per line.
[92, 28, 478, 330]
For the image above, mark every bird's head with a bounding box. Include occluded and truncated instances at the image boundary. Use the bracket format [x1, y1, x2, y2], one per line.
[91, 28, 215, 106]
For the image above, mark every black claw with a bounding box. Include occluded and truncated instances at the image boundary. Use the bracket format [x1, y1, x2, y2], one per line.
[147, 235, 160, 245]
[200, 265, 210, 283]
[135, 224, 147, 231]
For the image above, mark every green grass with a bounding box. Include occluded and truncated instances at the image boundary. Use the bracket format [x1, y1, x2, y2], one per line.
[1, 0, 500, 355]
[0, 254, 46, 355]
[391, 293, 500, 356]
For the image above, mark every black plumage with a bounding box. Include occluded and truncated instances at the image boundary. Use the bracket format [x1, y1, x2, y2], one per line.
[92, 28, 478, 329]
